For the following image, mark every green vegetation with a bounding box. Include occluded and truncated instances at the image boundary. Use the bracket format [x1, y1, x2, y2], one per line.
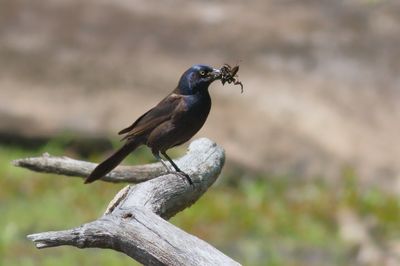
[1, 140, 400, 266]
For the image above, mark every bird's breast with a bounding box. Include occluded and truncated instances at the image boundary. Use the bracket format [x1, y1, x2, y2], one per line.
[147, 92, 212, 151]
[182, 93, 211, 121]
[171, 92, 211, 138]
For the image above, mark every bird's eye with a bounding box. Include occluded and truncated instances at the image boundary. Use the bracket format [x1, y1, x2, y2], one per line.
[199, 70, 206, 76]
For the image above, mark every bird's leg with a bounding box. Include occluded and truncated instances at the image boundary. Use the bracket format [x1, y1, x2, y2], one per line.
[161, 152, 182, 172]
[161, 151, 193, 185]
[153, 152, 174, 173]
[153, 151, 193, 185]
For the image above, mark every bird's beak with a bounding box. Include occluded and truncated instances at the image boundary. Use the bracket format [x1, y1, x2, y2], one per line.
[210, 68, 221, 81]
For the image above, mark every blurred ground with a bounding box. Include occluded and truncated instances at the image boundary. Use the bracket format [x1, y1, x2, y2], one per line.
[2, 142, 400, 266]
[1, 0, 400, 265]
[1, 0, 400, 187]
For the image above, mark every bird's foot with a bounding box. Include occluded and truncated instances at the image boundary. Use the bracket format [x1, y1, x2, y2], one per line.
[175, 171, 193, 186]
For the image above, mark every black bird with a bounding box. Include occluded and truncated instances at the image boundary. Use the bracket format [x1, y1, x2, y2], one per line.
[84, 64, 221, 184]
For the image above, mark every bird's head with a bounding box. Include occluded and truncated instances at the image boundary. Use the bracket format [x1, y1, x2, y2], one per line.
[177, 64, 221, 95]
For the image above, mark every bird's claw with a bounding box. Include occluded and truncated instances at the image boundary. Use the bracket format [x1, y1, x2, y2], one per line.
[175, 171, 193, 186]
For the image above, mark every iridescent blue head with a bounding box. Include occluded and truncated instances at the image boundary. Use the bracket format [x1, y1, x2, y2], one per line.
[177, 64, 221, 95]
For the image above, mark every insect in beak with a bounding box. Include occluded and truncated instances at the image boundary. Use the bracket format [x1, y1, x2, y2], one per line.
[219, 64, 244, 93]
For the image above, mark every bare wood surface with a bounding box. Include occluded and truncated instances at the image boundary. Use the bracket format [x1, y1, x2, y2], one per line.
[27, 207, 239, 266]
[16, 138, 240, 265]
[13, 152, 168, 183]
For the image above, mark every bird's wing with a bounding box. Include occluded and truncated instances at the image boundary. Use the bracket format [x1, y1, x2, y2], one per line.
[119, 93, 184, 140]
[118, 108, 154, 135]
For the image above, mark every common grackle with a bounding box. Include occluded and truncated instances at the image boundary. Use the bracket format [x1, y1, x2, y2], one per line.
[84, 65, 221, 184]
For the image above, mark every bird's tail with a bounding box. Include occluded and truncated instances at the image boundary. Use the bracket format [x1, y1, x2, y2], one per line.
[84, 141, 140, 184]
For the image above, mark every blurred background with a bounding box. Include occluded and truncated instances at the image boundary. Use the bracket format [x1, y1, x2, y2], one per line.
[1, 0, 400, 265]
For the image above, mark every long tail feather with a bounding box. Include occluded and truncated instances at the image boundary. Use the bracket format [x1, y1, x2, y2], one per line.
[84, 141, 140, 184]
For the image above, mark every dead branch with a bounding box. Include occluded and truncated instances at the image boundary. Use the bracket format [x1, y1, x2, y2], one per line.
[15, 138, 240, 266]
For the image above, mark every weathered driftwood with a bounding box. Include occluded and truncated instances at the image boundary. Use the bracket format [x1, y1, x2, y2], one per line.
[15, 138, 240, 266]
[13, 151, 168, 183]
